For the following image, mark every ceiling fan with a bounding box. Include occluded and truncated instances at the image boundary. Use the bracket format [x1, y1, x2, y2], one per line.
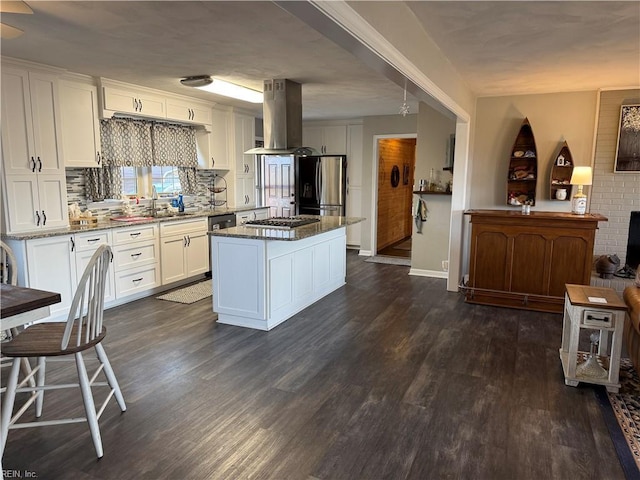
[0, 1, 33, 39]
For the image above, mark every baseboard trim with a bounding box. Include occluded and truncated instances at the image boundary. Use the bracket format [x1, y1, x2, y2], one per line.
[359, 249, 373, 257]
[409, 268, 448, 279]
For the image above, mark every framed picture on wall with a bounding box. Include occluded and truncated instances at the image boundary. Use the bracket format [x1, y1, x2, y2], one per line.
[614, 104, 640, 173]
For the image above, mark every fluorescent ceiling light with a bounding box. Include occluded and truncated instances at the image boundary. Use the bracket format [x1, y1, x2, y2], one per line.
[193, 78, 263, 104]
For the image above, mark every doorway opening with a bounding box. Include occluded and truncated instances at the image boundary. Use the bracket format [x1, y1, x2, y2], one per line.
[375, 137, 417, 259]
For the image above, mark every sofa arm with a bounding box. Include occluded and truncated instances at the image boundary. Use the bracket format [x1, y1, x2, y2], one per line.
[624, 286, 640, 331]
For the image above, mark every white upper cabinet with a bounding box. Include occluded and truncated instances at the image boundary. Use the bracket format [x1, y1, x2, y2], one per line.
[197, 107, 232, 170]
[210, 107, 232, 169]
[1, 66, 64, 176]
[1, 64, 68, 233]
[234, 113, 255, 175]
[166, 97, 212, 124]
[233, 112, 256, 208]
[303, 125, 347, 155]
[59, 79, 102, 168]
[102, 85, 166, 118]
[347, 124, 363, 187]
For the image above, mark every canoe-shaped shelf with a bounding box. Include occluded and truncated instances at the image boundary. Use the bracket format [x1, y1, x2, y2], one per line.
[507, 118, 538, 206]
[549, 141, 574, 201]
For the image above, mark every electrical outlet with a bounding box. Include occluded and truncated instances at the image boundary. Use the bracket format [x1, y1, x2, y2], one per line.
[442, 260, 449, 272]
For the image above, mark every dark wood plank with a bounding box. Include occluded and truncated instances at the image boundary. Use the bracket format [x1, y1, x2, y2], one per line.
[0, 283, 61, 318]
[1, 251, 626, 479]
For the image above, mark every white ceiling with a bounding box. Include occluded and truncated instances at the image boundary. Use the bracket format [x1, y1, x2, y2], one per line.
[1, 1, 638, 120]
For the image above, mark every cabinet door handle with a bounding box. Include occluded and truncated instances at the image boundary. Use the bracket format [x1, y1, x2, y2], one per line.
[31, 157, 36, 172]
[35, 211, 40, 226]
[132, 277, 143, 283]
[70, 237, 75, 252]
[37, 157, 42, 172]
[97, 152, 101, 165]
[130, 252, 142, 258]
[211, 157, 215, 167]
[184, 236, 188, 247]
[139, 99, 143, 111]
[87, 238, 101, 243]
[41, 210, 46, 225]
[187, 235, 191, 246]
[134, 98, 139, 111]
[130, 232, 141, 238]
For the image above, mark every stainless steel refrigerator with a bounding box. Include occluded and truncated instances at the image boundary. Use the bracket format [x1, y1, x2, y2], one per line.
[295, 155, 347, 216]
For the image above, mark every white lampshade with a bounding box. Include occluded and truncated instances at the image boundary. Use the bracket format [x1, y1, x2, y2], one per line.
[570, 166, 593, 186]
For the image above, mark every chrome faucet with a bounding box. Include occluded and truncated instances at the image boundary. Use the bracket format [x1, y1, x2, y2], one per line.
[151, 185, 159, 216]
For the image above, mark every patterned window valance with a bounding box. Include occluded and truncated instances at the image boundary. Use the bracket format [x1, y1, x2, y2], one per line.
[100, 118, 198, 168]
[100, 118, 153, 167]
[151, 122, 198, 167]
[93, 118, 199, 198]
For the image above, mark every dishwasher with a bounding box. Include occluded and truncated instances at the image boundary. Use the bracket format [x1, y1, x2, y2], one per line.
[206, 213, 236, 276]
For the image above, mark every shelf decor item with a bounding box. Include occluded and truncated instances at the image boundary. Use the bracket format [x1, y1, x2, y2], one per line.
[507, 118, 538, 206]
[550, 141, 574, 201]
[614, 104, 640, 173]
[570, 166, 592, 215]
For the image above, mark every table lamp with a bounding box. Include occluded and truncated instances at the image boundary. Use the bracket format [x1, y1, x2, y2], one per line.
[570, 166, 592, 215]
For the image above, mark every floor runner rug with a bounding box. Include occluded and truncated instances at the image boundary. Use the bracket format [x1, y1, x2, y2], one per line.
[157, 279, 212, 304]
[596, 358, 640, 479]
[364, 256, 411, 266]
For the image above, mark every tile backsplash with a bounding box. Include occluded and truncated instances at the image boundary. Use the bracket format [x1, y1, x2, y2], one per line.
[65, 168, 227, 218]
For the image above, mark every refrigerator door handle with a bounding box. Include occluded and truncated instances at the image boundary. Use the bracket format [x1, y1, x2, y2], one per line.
[315, 160, 321, 203]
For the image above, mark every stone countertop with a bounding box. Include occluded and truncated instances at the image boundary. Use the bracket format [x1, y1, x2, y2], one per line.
[209, 216, 365, 241]
[1, 206, 267, 241]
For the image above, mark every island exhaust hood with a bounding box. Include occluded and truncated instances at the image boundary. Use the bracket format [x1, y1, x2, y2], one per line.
[245, 79, 319, 156]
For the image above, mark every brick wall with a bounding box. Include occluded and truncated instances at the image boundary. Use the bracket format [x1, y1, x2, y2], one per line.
[591, 89, 640, 264]
[377, 138, 416, 251]
[590, 89, 640, 293]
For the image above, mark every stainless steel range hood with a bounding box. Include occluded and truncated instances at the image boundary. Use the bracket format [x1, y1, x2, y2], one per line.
[245, 79, 319, 156]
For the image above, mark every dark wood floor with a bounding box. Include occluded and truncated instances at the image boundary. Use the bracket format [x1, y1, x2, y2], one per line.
[2, 251, 625, 479]
[377, 237, 412, 258]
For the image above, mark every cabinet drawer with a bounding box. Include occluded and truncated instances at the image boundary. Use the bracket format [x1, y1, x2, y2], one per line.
[74, 232, 111, 251]
[115, 265, 159, 299]
[160, 218, 207, 237]
[113, 224, 157, 245]
[113, 242, 158, 271]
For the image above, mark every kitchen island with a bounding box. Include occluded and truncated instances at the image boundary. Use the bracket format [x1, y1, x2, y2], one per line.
[209, 216, 363, 331]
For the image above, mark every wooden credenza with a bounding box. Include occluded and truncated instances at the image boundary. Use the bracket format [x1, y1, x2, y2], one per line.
[464, 210, 607, 313]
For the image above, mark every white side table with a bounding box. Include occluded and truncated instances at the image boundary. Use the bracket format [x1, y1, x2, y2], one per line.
[560, 284, 628, 393]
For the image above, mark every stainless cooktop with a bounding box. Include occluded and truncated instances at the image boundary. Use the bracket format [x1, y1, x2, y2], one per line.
[244, 217, 320, 229]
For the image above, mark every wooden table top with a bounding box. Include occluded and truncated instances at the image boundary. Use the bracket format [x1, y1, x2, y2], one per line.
[565, 284, 627, 310]
[0, 284, 62, 318]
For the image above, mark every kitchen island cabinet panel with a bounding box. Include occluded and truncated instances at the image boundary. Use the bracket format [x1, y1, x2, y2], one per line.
[215, 239, 265, 321]
[212, 226, 347, 331]
[465, 210, 607, 313]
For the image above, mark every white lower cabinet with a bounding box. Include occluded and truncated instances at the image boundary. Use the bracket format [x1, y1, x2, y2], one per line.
[6, 231, 114, 320]
[112, 224, 159, 299]
[74, 231, 115, 304]
[159, 218, 208, 285]
[24, 235, 77, 317]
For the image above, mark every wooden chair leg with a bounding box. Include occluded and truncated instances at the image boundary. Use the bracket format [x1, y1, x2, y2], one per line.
[95, 343, 126, 412]
[1, 359, 21, 459]
[35, 356, 46, 417]
[75, 351, 103, 459]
